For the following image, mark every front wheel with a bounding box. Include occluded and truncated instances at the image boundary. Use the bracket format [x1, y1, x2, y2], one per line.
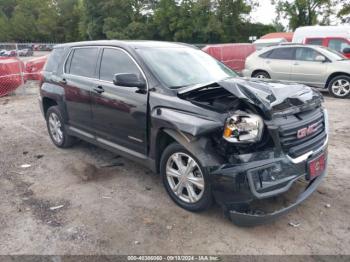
[160, 143, 213, 212]
[328, 75, 350, 98]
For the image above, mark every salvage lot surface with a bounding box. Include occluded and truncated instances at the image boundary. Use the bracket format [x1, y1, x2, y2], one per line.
[0, 88, 349, 255]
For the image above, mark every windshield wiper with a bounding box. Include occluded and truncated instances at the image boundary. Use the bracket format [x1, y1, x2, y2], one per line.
[169, 84, 194, 89]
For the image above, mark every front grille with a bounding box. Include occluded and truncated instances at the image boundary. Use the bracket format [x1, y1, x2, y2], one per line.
[278, 108, 326, 158]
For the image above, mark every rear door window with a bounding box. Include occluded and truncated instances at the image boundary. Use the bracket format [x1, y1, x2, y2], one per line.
[267, 48, 295, 60]
[67, 47, 99, 77]
[99, 48, 141, 82]
[295, 48, 322, 61]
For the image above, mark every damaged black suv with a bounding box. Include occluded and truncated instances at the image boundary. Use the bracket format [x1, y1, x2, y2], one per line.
[40, 41, 328, 226]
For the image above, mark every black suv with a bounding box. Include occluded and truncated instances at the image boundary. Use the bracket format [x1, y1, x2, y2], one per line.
[40, 41, 328, 226]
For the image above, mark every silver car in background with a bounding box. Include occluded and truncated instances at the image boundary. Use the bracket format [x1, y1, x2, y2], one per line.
[243, 44, 350, 98]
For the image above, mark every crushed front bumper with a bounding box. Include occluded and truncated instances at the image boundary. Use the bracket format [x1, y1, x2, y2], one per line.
[210, 143, 328, 227]
[229, 166, 326, 226]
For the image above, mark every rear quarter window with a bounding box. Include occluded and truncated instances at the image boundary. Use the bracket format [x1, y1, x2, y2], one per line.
[66, 47, 99, 77]
[259, 50, 272, 58]
[44, 47, 65, 73]
[267, 48, 295, 60]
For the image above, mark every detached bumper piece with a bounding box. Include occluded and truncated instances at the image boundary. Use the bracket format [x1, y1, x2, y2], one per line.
[228, 168, 326, 227]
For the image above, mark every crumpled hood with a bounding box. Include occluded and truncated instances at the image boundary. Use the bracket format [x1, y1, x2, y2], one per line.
[179, 77, 323, 118]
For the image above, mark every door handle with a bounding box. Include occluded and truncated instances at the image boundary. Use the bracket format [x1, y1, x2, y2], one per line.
[94, 86, 105, 94]
[59, 78, 67, 85]
[294, 62, 299, 66]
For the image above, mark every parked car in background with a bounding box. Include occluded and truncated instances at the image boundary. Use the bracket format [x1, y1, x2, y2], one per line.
[39, 40, 328, 226]
[253, 38, 288, 50]
[304, 37, 350, 58]
[0, 50, 17, 57]
[260, 32, 294, 42]
[25, 55, 48, 80]
[18, 48, 34, 57]
[34, 44, 54, 51]
[293, 25, 350, 43]
[202, 43, 256, 72]
[243, 44, 350, 98]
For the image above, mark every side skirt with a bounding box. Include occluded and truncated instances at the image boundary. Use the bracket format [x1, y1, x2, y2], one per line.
[67, 125, 156, 172]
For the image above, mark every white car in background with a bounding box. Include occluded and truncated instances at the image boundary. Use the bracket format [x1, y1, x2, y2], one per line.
[243, 44, 350, 98]
[253, 38, 288, 50]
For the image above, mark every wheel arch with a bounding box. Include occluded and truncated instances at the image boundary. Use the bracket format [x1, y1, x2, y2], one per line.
[251, 69, 270, 78]
[42, 97, 58, 117]
[154, 129, 176, 174]
[325, 72, 350, 88]
[155, 128, 224, 174]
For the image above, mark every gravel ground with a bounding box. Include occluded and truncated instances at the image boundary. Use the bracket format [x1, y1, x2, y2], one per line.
[0, 87, 349, 255]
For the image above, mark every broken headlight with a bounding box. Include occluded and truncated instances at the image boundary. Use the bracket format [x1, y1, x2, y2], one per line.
[223, 113, 263, 143]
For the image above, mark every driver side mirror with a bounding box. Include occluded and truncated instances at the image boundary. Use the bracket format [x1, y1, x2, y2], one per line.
[315, 55, 326, 62]
[113, 73, 146, 89]
[342, 47, 350, 54]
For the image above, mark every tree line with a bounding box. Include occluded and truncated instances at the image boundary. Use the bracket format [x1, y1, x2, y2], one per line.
[0, 0, 348, 44]
[274, 0, 348, 30]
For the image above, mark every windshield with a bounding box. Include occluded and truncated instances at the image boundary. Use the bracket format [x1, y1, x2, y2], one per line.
[319, 46, 348, 61]
[137, 47, 237, 88]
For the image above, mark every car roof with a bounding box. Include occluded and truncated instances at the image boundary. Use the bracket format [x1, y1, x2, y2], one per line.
[262, 44, 322, 50]
[253, 38, 287, 44]
[55, 40, 196, 50]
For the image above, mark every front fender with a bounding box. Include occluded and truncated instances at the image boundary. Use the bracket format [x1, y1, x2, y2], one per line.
[151, 107, 223, 137]
[162, 128, 224, 169]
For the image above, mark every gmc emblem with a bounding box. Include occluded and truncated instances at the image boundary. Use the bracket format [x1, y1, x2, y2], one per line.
[297, 123, 319, 139]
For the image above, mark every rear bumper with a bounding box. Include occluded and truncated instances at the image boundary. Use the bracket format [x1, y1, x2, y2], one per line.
[38, 97, 44, 116]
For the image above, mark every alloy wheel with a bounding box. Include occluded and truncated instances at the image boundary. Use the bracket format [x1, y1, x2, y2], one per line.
[48, 112, 63, 144]
[256, 74, 266, 79]
[166, 152, 205, 203]
[332, 79, 350, 97]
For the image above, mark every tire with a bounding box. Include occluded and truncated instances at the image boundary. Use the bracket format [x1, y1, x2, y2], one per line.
[327, 75, 350, 98]
[252, 71, 270, 79]
[46, 106, 75, 148]
[160, 142, 213, 212]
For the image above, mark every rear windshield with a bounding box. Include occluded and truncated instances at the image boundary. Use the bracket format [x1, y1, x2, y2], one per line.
[44, 47, 65, 73]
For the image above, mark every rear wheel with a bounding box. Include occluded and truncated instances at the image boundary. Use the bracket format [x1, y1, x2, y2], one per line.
[46, 106, 75, 148]
[252, 71, 270, 79]
[328, 75, 350, 98]
[160, 143, 212, 212]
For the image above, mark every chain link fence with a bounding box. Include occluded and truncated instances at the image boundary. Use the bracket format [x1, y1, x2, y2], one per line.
[0, 43, 54, 97]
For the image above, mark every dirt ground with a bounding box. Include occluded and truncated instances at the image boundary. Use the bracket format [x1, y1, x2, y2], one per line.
[0, 86, 349, 255]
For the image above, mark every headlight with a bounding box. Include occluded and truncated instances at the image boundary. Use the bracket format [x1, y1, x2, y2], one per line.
[223, 113, 264, 143]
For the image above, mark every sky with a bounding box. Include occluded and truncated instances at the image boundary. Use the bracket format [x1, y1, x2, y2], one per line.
[250, 0, 344, 29]
[250, 0, 278, 25]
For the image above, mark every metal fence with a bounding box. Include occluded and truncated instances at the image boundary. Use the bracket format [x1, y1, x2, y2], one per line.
[0, 43, 54, 97]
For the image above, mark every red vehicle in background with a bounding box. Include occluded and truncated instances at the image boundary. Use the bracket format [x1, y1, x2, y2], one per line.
[25, 55, 48, 80]
[202, 43, 256, 72]
[260, 32, 294, 42]
[304, 37, 350, 58]
[0, 57, 25, 97]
